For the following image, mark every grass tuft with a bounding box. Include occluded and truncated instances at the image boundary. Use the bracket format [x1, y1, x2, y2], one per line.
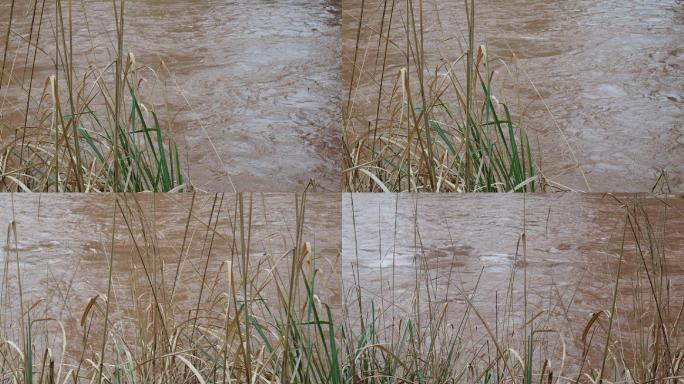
[343, 0, 538, 192]
[0, 0, 187, 192]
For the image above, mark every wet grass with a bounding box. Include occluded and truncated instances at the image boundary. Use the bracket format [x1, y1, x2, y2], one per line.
[343, 0, 539, 192]
[0, 0, 186, 192]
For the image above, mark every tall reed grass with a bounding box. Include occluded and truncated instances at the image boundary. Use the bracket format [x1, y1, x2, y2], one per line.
[343, 0, 537, 192]
[0, 0, 186, 192]
[2, 194, 682, 383]
[0, 193, 338, 383]
[341, 194, 683, 383]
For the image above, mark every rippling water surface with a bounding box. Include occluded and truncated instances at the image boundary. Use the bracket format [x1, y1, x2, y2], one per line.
[343, 0, 684, 191]
[1, 0, 341, 191]
[0, 193, 340, 363]
[343, 193, 684, 371]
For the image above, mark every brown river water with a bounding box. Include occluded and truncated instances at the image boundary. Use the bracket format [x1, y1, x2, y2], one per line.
[343, 193, 684, 375]
[0, 193, 340, 367]
[343, 0, 684, 191]
[0, 0, 341, 191]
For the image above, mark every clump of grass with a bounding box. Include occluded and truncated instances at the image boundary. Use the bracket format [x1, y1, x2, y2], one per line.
[0, 193, 338, 383]
[341, 194, 683, 383]
[0, 0, 187, 192]
[343, 0, 538, 192]
[1, 193, 683, 383]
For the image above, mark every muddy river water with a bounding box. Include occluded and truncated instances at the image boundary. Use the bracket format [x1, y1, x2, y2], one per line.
[0, 193, 340, 366]
[0, 0, 340, 191]
[0, 192, 683, 376]
[343, 0, 684, 191]
[343, 193, 684, 374]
